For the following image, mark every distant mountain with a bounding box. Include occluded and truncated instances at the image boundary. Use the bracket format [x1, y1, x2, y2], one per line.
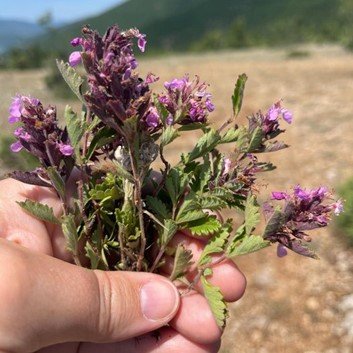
[0, 19, 44, 52]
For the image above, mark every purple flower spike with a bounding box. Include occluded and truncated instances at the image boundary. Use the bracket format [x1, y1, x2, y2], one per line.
[206, 99, 215, 112]
[8, 96, 22, 124]
[58, 143, 74, 156]
[282, 109, 293, 124]
[69, 51, 82, 67]
[166, 114, 174, 126]
[333, 200, 344, 215]
[10, 141, 23, 153]
[137, 34, 147, 52]
[277, 244, 288, 257]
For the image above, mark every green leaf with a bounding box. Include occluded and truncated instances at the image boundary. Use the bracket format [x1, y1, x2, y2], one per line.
[176, 197, 205, 224]
[86, 127, 116, 160]
[184, 129, 220, 163]
[232, 73, 247, 116]
[64, 105, 84, 154]
[17, 200, 61, 225]
[187, 216, 222, 237]
[199, 223, 232, 265]
[198, 195, 227, 211]
[46, 167, 65, 200]
[85, 242, 100, 269]
[160, 219, 178, 246]
[201, 276, 228, 327]
[160, 126, 179, 147]
[263, 209, 285, 238]
[56, 59, 84, 103]
[178, 122, 207, 131]
[227, 234, 270, 257]
[113, 161, 135, 183]
[244, 195, 260, 236]
[145, 196, 170, 220]
[61, 214, 79, 255]
[219, 128, 241, 144]
[176, 210, 206, 224]
[248, 126, 263, 152]
[169, 244, 193, 281]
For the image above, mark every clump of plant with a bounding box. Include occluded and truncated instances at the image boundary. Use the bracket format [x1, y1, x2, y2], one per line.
[5, 25, 343, 328]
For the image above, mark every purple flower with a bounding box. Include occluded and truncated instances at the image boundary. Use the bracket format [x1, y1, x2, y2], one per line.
[222, 158, 232, 176]
[164, 78, 186, 91]
[166, 114, 174, 126]
[8, 96, 22, 124]
[70, 37, 82, 47]
[268, 101, 293, 124]
[69, 51, 82, 67]
[58, 143, 74, 156]
[145, 107, 160, 129]
[146, 73, 159, 84]
[205, 99, 215, 112]
[271, 191, 289, 200]
[137, 34, 147, 52]
[277, 244, 288, 257]
[264, 185, 344, 258]
[10, 141, 23, 153]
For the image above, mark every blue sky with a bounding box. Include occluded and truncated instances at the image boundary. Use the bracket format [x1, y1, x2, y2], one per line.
[0, 0, 124, 23]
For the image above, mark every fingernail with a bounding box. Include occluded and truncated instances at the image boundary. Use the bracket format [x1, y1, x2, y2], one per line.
[140, 280, 179, 321]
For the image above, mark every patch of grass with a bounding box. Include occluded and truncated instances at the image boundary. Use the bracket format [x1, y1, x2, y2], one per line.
[286, 49, 311, 59]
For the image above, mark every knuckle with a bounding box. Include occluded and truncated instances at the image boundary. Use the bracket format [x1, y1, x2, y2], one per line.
[94, 271, 139, 340]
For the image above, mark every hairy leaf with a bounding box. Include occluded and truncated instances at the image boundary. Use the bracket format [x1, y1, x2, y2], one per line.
[248, 126, 263, 152]
[17, 200, 61, 225]
[61, 214, 79, 255]
[187, 216, 222, 237]
[244, 195, 260, 236]
[227, 234, 270, 257]
[47, 167, 65, 200]
[169, 244, 193, 281]
[85, 242, 100, 269]
[160, 219, 178, 246]
[160, 126, 179, 147]
[219, 127, 241, 144]
[184, 129, 220, 163]
[64, 105, 84, 154]
[199, 224, 232, 265]
[201, 276, 228, 328]
[232, 73, 247, 116]
[56, 60, 84, 103]
[198, 195, 227, 211]
[176, 210, 206, 224]
[263, 208, 285, 238]
[146, 196, 170, 220]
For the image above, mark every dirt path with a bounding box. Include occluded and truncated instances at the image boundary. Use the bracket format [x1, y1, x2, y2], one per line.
[1, 46, 352, 352]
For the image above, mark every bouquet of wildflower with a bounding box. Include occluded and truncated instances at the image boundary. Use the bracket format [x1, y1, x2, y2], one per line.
[7, 25, 343, 328]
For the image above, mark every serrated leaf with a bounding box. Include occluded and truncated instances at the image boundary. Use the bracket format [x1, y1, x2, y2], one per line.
[211, 187, 235, 202]
[165, 168, 185, 205]
[184, 129, 220, 163]
[17, 200, 61, 225]
[187, 216, 222, 237]
[263, 208, 285, 238]
[169, 244, 193, 281]
[248, 126, 263, 152]
[145, 196, 170, 220]
[160, 219, 178, 246]
[219, 128, 241, 144]
[201, 276, 228, 328]
[227, 234, 270, 257]
[160, 126, 179, 147]
[61, 214, 79, 255]
[198, 195, 227, 211]
[176, 197, 205, 224]
[46, 167, 65, 200]
[199, 224, 232, 265]
[178, 122, 207, 131]
[56, 59, 84, 103]
[176, 210, 206, 224]
[64, 105, 84, 154]
[232, 73, 247, 116]
[245, 195, 260, 236]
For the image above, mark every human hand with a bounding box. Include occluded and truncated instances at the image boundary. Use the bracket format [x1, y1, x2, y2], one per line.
[0, 179, 246, 353]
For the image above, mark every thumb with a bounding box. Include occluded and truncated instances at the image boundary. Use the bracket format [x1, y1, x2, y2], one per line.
[0, 240, 179, 352]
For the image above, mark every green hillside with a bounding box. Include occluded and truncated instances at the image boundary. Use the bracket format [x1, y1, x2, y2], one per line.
[33, 0, 352, 53]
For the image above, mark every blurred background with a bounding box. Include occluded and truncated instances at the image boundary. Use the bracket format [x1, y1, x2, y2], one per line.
[0, 0, 353, 352]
